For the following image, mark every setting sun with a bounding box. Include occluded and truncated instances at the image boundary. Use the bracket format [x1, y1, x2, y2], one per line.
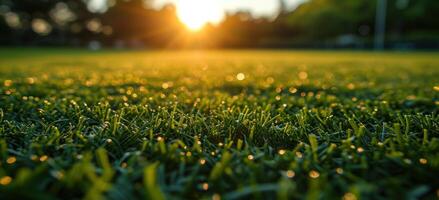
[176, 0, 224, 31]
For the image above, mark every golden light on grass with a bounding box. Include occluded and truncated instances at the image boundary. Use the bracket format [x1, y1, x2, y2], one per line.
[176, 0, 223, 31]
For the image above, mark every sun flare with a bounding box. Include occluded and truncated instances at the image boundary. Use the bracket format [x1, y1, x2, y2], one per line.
[176, 0, 223, 31]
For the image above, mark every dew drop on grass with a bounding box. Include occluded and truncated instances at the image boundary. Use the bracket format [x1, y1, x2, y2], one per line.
[0, 176, 12, 185]
[347, 83, 355, 90]
[289, 87, 297, 94]
[278, 149, 286, 155]
[309, 170, 320, 179]
[266, 77, 274, 84]
[275, 87, 282, 93]
[342, 193, 357, 200]
[3, 80, 12, 87]
[336, 168, 344, 174]
[236, 73, 245, 81]
[202, 183, 209, 190]
[212, 194, 221, 200]
[6, 157, 16, 164]
[298, 71, 308, 80]
[286, 170, 295, 178]
[40, 155, 48, 162]
[27, 77, 35, 84]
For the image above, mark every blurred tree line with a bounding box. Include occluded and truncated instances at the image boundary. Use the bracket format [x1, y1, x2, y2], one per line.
[0, 0, 438, 49]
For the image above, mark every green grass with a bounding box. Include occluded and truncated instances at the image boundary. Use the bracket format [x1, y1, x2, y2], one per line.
[0, 49, 438, 199]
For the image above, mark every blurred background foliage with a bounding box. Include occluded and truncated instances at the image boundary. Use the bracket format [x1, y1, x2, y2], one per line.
[0, 0, 438, 49]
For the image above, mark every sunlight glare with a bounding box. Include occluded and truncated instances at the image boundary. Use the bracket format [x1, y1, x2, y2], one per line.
[177, 0, 223, 31]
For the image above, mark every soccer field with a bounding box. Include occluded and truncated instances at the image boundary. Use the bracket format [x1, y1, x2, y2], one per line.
[0, 49, 438, 199]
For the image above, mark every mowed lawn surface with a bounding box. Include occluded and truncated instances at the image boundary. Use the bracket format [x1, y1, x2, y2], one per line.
[0, 49, 438, 199]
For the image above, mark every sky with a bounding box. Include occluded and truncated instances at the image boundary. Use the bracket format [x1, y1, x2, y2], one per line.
[88, 0, 304, 17]
[87, 0, 304, 28]
[153, 0, 303, 17]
